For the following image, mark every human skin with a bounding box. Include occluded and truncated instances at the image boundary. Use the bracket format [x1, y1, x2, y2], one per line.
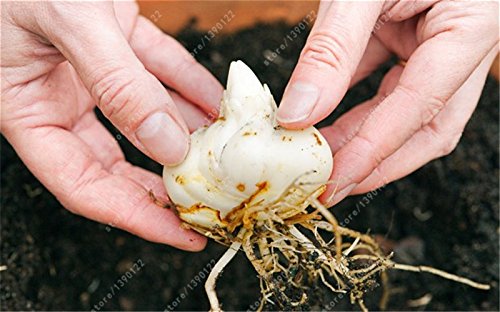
[276, 1, 499, 205]
[2, 1, 498, 250]
[1, 1, 224, 251]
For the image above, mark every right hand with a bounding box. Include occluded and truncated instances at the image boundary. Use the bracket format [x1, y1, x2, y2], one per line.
[276, 1, 498, 205]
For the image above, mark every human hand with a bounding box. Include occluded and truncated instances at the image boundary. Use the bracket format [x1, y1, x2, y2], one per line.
[276, 1, 499, 205]
[1, 1, 223, 250]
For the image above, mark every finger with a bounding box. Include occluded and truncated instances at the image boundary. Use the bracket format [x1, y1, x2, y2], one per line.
[319, 65, 403, 204]
[6, 122, 206, 251]
[71, 110, 180, 229]
[277, 1, 384, 128]
[327, 27, 497, 206]
[112, 1, 139, 40]
[36, 2, 189, 166]
[130, 16, 223, 115]
[353, 48, 498, 194]
[373, 16, 419, 61]
[170, 91, 211, 132]
[320, 96, 380, 154]
[320, 65, 404, 155]
[73, 109, 124, 169]
[384, 0, 440, 22]
[350, 36, 392, 87]
[71, 109, 206, 249]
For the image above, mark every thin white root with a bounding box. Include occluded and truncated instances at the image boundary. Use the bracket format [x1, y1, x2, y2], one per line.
[407, 293, 433, 308]
[358, 299, 368, 312]
[289, 225, 327, 261]
[343, 237, 360, 256]
[205, 240, 243, 311]
[391, 262, 491, 290]
[311, 198, 342, 261]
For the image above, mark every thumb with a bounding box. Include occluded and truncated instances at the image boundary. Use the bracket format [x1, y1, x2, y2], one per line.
[277, 1, 383, 129]
[40, 2, 189, 166]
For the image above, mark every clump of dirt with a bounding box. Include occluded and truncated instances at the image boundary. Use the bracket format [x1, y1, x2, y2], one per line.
[1, 21, 498, 311]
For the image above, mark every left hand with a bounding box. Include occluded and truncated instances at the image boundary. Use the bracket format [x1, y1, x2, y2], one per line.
[1, 1, 222, 250]
[276, 1, 499, 205]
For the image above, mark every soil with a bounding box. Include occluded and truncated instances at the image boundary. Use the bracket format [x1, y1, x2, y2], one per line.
[1, 21, 499, 311]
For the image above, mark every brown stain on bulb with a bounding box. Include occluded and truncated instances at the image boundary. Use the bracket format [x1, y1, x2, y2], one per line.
[175, 181, 270, 234]
[236, 183, 246, 192]
[243, 131, 257, 136]
[281, 135, 293, 142]
[176, 203, 227, 229]
[313, 133, 322, 145]
[175, 175, 185, 185]
[175, 182, 327, 235]
[225, 181, 269, 231]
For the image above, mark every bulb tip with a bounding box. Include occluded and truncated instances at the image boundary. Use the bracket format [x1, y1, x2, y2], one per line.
[227, 60, 263, 98]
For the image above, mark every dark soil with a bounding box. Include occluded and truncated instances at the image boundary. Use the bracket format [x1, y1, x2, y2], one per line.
[1, 21, 499, 311]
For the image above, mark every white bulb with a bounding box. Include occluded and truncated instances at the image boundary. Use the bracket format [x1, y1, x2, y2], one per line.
[163, 61, 333, 229]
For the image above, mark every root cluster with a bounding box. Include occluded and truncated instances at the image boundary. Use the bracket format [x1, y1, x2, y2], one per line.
[180, 179, 490, 311]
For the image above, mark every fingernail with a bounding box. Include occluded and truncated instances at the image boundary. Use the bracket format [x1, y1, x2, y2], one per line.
[277, 82, 319, 123]
[136, 112, 189, 166]
[329, 183, 357, 206]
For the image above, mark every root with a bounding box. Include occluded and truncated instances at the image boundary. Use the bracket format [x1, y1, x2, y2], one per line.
[198, 177, 490, 311]
[205, 229, 246, 312]
[388, 262, 490, 290]
[358, 299, 368, 312]
[310, 198, 343, 262]
[378, 271, 390, 310]
[289, 226, 327, 261]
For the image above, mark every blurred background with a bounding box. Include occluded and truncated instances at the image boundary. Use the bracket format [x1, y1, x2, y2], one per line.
[139, 1, 499, 79]
[1, 1, 499, 311]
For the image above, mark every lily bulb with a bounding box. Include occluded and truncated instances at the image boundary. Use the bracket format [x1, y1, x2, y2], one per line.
[163, 61, 333, 230]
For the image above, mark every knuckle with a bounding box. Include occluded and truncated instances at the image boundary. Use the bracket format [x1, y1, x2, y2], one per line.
[424, 123, 463, 157]
[45, 2, 114, 26]
[146, 28, 172, 49]
[439, 132, 462, 156]
[422, 94, 447, 124]
[396, 85, 447, 126]
[433, 2, 498, 46]
[363, 166, 387, 190]
[353, 133, 385, 168]
[171, 56, 197, 79]
[337, 133, 384, 183]
[90, 66, 141, 126]
[301, 29, 352, 73]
